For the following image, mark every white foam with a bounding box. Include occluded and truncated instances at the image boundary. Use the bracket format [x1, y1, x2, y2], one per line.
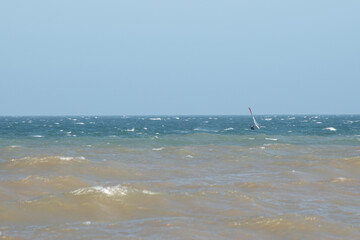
[125, 128, 135, 132]
[83, 221, 91, 225]
[32, 135, 44, 138]
[288, 117, 295, 120]
[8, 145, 21, 148]
[149, 118, 162, 121]
[265, 118, 272, 121]
[71, 185, 158, 197]
[174, 117, 180, 120]
[71, 185, 129, 197]
[331, 177, 351, 183]
[316, 122, 322, 124]
[224, 128, 234, 131]
[185, 155, 194, 158]
[144, 127, 148, 130]
[265, 138, 278, 141]
[60, 156, 85, 161]
[142, 190, 158, 195]
[324, 127, 336, 131]
[152, 147, 164, 151]
[75, 122, 85, 125]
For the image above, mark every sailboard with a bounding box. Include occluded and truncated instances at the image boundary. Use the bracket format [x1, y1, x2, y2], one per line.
[249, 107, 260, 129]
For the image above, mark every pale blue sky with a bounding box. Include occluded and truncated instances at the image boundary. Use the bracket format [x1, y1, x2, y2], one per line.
[1, 1, 359, 115]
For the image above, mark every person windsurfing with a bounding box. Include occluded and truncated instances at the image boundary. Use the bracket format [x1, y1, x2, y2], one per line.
[249, 107, 260, 130]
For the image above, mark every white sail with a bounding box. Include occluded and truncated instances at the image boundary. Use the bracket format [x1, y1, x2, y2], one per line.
[249, 107, 260, 129]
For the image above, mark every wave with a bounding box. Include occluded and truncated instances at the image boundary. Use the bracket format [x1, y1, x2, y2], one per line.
[31, 135, 44, 138]
[70, 184, 158, 198]
[0, 184, 162, 224]
[265, 138, 278, 141]
[124, 128, 135, 132]
[231, 214, 323, 234]
[3, 156, 88, 169]
[152, 147, 164, 151]
[324, 127, 336, 131]
[1, 175, 88, 198]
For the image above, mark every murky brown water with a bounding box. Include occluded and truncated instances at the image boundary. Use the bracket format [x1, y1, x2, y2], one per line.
[1, 142, 359, 239]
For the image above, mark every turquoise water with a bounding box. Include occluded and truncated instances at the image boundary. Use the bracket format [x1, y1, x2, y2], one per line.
[0, 115, 359, 146]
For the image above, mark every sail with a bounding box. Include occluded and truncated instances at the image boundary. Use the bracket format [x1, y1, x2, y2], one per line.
[249, 107, 260, 129]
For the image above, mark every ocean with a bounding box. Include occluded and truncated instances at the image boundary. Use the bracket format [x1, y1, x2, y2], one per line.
[0, 115, 359, 239]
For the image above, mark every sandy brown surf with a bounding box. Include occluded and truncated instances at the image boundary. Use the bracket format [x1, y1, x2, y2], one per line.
[0, 143, 359, 239]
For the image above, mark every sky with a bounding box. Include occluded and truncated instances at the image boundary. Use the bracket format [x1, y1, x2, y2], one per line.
[1, 0, 359, 115]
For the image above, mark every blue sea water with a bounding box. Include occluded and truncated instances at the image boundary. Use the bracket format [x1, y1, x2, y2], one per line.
[0, 115, 359, 145]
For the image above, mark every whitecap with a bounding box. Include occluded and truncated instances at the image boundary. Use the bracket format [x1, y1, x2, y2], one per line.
[83, 221, 91, 225]
[324, 127, 336, 131]
[288, 117, 295, 120]
[60, 156, 85, 161]
[71, 185, 158, 197]
[71, 185, 129, 197]
[32, 135, 44, 138]
[142, 190, 158, 195]
[144, 127, 148, 130]
[331, 177, 351, 183]
[185, 155, 194, 158]
[7, 145, 21, 148]
[174, 117, 180, 120]
[125, 128, 135, 132]
[265, 138, 278, 141]
[224, 128, 234, 131]
[75, 122, 85, 125]
[149, 118, 162, 121]
[152, 147, 164, 151]
[265, 118, 272, 121]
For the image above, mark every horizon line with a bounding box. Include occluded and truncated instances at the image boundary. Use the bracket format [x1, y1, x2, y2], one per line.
[0, 113, 359, 117]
